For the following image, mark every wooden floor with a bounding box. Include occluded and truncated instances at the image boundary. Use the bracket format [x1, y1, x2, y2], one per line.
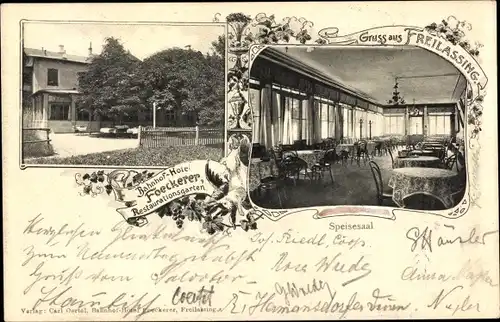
[250, 154, 409, 209]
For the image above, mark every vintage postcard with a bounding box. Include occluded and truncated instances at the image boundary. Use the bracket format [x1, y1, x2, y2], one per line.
[2, 2, 498, 321]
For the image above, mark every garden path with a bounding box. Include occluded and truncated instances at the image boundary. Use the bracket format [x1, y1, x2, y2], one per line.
[50, 133, 138, 158]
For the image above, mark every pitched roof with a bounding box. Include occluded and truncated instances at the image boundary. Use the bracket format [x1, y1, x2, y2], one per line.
[24, 47, 91, 64]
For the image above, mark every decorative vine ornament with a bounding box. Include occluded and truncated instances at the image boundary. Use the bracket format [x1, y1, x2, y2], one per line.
[424, 16, 483, 57]
[225, 12, 325, 132]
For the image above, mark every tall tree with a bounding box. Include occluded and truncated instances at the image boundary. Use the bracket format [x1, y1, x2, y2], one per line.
[197, 38, 225, 125]
[139, 39, 225, 127]
[210, 35, 226, 58]
[76, 37, 144, 124]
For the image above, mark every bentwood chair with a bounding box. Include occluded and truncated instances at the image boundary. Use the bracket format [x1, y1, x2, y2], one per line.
[387, 146, 395, 168]
[357, 140, 370, 165]
[456, 152, 466, 172]
[298, 162, 319, 183]
[438, 145, 447, 162]
[368, 161, 396, 206]
[255, 171, 285, 208]
[253, 149, 287, 205]
[279, 155, 306, 183]
[260, 148, 282, 184]
[277, 157, 298, 186]
[351, 142, 364, 166]
[443, 153, 457, 170]
[312, 149, 336, 185]
[281, 149, 299, 163]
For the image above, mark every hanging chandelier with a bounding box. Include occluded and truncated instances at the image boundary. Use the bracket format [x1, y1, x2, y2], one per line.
[387, 79, 406, 105]
[409, 99, 421, 116]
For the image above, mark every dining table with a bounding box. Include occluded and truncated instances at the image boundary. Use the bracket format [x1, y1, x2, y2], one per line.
[296, 150, 326, 168]
[388, 167, 459, 208]
[394, 156, 441, 169]
[248, 158, 279, 192]
[409, 149, 436, 157]
[335, 143, 355, 155]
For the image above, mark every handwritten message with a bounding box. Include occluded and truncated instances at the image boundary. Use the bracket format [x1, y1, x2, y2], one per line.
[15, 212, 499, 320]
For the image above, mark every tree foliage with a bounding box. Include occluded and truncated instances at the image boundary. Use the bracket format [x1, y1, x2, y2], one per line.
[210, 35, 226, 57]
[77, 37, 144, 122]
[77, 35, 225, 127]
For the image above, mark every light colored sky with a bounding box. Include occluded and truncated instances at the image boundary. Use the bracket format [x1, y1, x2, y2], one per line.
[20, 3, 491, 61]
[23, 22, 225, 59]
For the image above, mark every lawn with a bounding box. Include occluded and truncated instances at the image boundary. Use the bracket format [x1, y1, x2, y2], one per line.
[27, 144, 225, 167]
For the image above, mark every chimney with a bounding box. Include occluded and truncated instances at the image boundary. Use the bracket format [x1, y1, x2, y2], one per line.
[88, 42, 93, 56]
[59, 45, 65, 53]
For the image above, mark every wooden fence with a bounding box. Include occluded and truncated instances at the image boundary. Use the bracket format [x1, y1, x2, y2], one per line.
[138, 126, 224, 148]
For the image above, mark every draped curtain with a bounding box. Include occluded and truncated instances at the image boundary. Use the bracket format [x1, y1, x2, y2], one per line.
[259, 84, 273, 148]
[337, 104, 343, 140]
[302, 98, 313, 144]
[255, 74, 389, 146]
[329, 104, 335, 139]
[258, 86, 317, 147]
[250, 87, 261, 143]
[282, 96, 293, 145]
[271, 90, 282, 145]
[314, 100, 322, 143]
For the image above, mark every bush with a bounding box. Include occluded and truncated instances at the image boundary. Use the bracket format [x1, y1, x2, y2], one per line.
[27, 144, 224, 167]
[23, 130, 55, 159]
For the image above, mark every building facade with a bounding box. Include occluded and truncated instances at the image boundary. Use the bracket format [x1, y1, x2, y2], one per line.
[22, 46, 94, 133]
[22, 45, 199, 133]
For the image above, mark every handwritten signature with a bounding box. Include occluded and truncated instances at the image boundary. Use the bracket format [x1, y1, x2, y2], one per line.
[401, 258, 498, 287]
[171, 285, 215, 306]
[406, 225, 498, 252]
[427, 285, 480, 316]
[269, 252, 372, 287]
[274, 279, 333, 305]
[31, 285, 161, 320]
[224, 282, 410, 318]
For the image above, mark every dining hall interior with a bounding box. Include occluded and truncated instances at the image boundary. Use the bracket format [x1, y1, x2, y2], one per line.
[248, 46, 467, 210]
